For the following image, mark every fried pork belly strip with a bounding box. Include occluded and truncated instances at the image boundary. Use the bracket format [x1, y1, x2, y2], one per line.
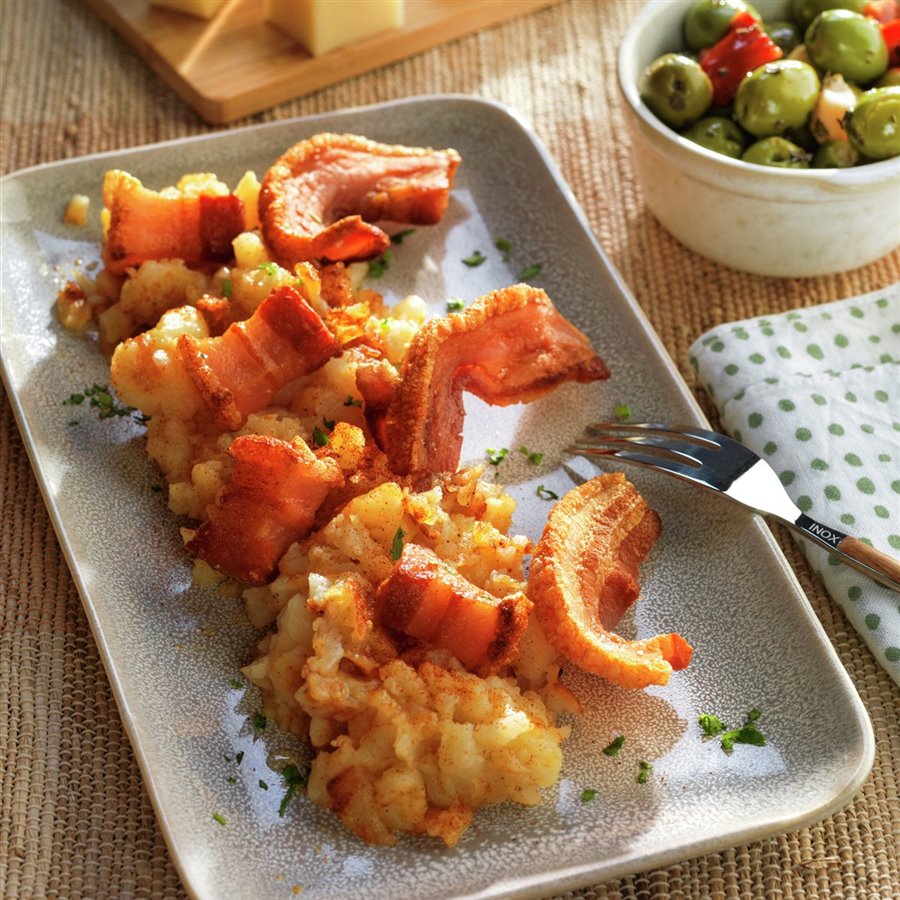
[179, 284, 340, 431]
[527, 473, 692, 689]
[259, 133, 461, 266]
[102, 170, 244, 275]
[187, 435, 343, 585]
[379, 284, 610, 475]
[375, 543, 532, 676]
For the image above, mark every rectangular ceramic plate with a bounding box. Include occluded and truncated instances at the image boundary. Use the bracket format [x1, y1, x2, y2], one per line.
[0, 96, 874, 900]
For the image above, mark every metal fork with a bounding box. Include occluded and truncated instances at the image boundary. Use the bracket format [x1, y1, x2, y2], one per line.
[571, 422, 900, 593]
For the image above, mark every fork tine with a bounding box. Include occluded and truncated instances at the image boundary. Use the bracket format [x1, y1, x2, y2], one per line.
[588, 422, 725, 449]
[569, 444, 710, 485]
[582, 433, 708, 466]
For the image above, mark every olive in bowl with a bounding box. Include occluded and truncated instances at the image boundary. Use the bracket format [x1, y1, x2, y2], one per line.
[617, 0, 900, 277]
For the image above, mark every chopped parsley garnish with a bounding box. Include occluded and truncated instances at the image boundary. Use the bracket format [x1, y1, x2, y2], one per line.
[322, 416, 336, 431]
[235, 751, 244, 765]
[699, 708, 767, 754]
[391, 527, 405, 562]
[602, 735, 625, 757]
[229, 678, 243, 689]
[486, 447, 509, 466]
[221, 278, 232, 298]
[390, 228, 415, 245]
[343, 395, 362, 407]
[251, 713, 267, 732]
[536, 484, 559, 501]
[495, 237, 513, 263]
[518, 445, 543, 466]
[637, 761, 652, 784]
[259, 780, 269, 790]
[446, 298, 466, 313]
[226, 775, 237, 784]
[278, 764, 306, 817]
[462, 250, 486, 267]
[613, 404, 632, 421]
[212, 812, 227, 826]
[520, 263, 542, 280]
[64, 384, 146, 423]
[312, 426, 330, 447]
[257, 261, 278, 277]
[67, 420, 79, 427]
[580, 788, 597, 803]
[367, 249, 391, 278]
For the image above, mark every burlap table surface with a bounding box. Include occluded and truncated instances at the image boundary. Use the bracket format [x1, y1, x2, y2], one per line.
[1, 0, 898, 897]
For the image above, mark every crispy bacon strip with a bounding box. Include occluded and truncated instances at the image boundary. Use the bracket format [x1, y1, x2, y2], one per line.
[188, 435, 344, 585]
[102, 170, 244, 275]
[381, 284, 610, 475]
[179, 284, 340, 431]
[259, 133, 461, 266]
[527, 472, 692, 689]
[375, 542, 532, 675]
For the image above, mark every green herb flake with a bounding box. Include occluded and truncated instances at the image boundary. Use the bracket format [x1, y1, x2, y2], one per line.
[390, 228, 415, 245]
[391, 527, 405, 562]
[251, 713, 267, 732]
[536, 484, 559, 501]
[257, 261, 278, 277]
[65, 392, 85, 406]
[212, 812, 227, 826]
[221, 278, 232, 298]
[226, 775, 237, 784]
[614, 404, 633, 422]
[278, 764, 307, 818]
[699, 709, 767, 754]
[486, 447, 509, 466]
[462, 250, 486, 267]
[446, 298, 466, 313]
[343, 395, 362, 407]
[367, 249, 391, 278]
[322, 416, 336, 432]
[235, 751, 244, 765]
[64, 384, 145, 424]
[312, 426, 330, 447]
[259, 780, 269, 790]
[229, 678, 243, 689]
[495, 237, 513, 262]
[637, 761, 652, 784]
[518, 445, 544, 466]
[580, 788, 598, 803]
[67, 420, 79, 428]
[520, 263, 542, 280]
[602, 735, 625, 757]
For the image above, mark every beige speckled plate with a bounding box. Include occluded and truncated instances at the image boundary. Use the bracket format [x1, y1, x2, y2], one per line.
[0, 97, 874, 900]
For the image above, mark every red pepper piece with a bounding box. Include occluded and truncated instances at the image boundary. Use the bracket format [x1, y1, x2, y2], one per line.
[883, 18, 900, 66]
[699, 11, 783, 108]
[864, 1, 900, 24]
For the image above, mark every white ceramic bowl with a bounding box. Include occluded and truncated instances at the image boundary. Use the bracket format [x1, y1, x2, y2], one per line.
[618, 0, 900, 277]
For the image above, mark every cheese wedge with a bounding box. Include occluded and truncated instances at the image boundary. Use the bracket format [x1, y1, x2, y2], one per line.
[267, 0, 404, 56]
[150, 0, 226, 18]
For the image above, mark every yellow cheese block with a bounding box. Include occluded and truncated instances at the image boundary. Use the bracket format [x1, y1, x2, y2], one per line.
[150, 0, 226, 18]
[267, 0, 404, 56]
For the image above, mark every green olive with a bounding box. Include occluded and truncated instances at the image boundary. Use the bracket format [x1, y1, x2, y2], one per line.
[742, 136, 812, 167]
[875, 69, 900, 89]
[640, 53, 714, 128]
[683, 0, 762, 51]
[812, 140, 860, 167]
[735, 61, 820, 137]
[846, 87, 900, 160]
[805, 10, 888, 85]
[791, 0, 866, 31]
[683, 116, 747, 157]
[763, 20, 801, 55]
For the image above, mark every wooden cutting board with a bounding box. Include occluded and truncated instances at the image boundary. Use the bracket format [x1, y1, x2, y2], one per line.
[85, 0, 559, 124]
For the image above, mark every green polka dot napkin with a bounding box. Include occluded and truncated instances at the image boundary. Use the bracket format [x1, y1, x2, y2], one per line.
[689, 286, 900, 684]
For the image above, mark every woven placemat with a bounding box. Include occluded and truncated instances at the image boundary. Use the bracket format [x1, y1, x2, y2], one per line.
[2, 1, 897, 897]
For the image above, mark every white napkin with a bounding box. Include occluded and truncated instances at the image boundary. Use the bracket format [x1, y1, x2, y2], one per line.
[689, 286, 900, 686]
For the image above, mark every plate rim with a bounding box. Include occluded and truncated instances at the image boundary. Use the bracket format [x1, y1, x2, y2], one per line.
[0, 93, 876, 900]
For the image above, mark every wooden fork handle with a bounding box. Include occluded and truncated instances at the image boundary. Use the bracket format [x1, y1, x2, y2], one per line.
[791, 514, 900, 592]
[837, 536, 900, 590]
